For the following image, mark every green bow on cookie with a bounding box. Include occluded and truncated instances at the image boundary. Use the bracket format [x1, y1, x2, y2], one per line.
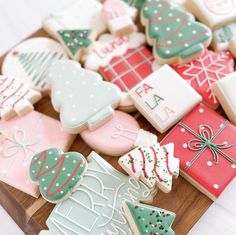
[30, 148, 87, 203]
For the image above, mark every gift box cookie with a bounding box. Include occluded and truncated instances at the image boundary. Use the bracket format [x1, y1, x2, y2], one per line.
[161, 104, 236, 200]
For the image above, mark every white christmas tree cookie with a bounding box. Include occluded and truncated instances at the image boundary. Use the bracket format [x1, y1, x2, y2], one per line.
[47, 60, 121, 134]
[0, 76, 42, 120]
[119, 143, 180, 193]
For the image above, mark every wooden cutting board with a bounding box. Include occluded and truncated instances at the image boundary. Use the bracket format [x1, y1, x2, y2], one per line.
[0, 29, 212, 235]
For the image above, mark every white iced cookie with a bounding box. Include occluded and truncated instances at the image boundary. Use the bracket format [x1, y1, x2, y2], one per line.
[128, 65, 202, 133]
[212, 72, 236, 125]
[47, 60, 121, 134]
[43, 0, 107, 39]
[1, 37, 68, 94]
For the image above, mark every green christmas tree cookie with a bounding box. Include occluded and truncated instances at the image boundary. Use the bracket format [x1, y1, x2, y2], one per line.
[141, 0, 212, 65]
[30, 148, 87, 203]
[57, 29, 95, 61]
[122, 201, 176, 235]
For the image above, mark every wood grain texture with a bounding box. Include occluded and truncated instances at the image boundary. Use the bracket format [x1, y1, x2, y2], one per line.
[0, 29, 212, 235]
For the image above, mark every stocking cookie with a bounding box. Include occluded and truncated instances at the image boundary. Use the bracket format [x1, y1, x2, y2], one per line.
[212, 72, 236, 125]
[57, 29, 96, 61]
[172, 50, 235, 109]
[81, 110, 157, 156]
[129, 65, 202, 133]
[43, 0, 106, 39]
[0, 111, 75, 197]
[1, 37, 68, 94]
[30, 148, 87, 203]
[0, 75, 42, 120]
[141, 0, 212, 65]
[40, 151, 156, 235]
[119, 143, 179, 193]
[47, 60, 121, 134]
[122, 201, 176, 235]
[187, 0, 236, 29]
[102, 0, 135, 36]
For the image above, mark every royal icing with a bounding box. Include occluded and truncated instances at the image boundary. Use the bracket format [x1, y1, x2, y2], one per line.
[30, 148, 87, 203]
[141, 0, 212, 64]
[122, 201, 176, 235]
[187, 0, 236, 29]
[0, 75, 41, 120]
[103, 0, 135, 36]
[172, 50, 235, 109]
[81, 110, 157, 157]
[119, 143, 179, 193]
[47, 60, 121, 134]
[129, 65, 202, 133]
[0, 111, 74, 197]
[40, 151, 156, 234]
[1, 37, 68, 93]
[100, 46, 155, 111]
[57, 29, 95, 61]
[161, 104, 236, 200]
[212, 72, 236, 125]
[83, 32, 146, 71]
[43, 0, 107, 39]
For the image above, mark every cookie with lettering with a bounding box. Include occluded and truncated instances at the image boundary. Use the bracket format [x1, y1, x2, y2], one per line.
[81, 110, 157, 156]
[43, 0, 106, 39]
[1, 37, 68, 94]
[129, 65, 202, 133]
[47, 60, 121, 134]
[187, 0, 236, 30]
[212, 72, 236, 125]
[30, 148, 87, 203]
[141, 0, 212, 65]
[0, 75, 42, 120]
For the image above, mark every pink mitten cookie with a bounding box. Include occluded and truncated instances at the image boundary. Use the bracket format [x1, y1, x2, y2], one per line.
[81, 110, 157, 156]
[172, 50, 235, 109]
[0, 111, 75, 197]
[0, 75, 42, 120]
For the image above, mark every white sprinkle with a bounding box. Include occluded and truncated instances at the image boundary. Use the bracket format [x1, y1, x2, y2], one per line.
[199, 108, 204, 113]
[183, 143, 187, 148]
[207, 161, 213, 167]
[181, 128, 185, 132]
[213, 184, 219, 189]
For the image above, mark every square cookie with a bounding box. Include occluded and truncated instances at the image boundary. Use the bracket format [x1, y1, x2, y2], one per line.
[128, 65, 202, 133]
[212, 72, 236, 125]
[161, 104, 236, 200]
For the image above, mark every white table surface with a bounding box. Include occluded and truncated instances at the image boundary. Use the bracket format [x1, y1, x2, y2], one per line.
[0, 0, 74, 234]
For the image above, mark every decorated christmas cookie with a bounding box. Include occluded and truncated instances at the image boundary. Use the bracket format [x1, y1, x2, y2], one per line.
[0, 111, 75, 197]
[119, 143, 179, 192]
[172, 50, 235, 109]
[102, 0, 135, 36]
[212, 72, 236, 125]
[1, 37, 68, 94]
[40, 151, 156, 234]
[83, 32, 145, 71]
[122, 201, 176, 235]
[161, 104, 236, 200]
[81, 110, 157, 156]
[47, 60, 121, 134]
[99, 46, 155, 112]
[187, 0, 236, 30]
[0, 75, 42, 120]
[129, 65, 202, 133]
[212, 23, 236, 57]
[30, 148, 87, 203]
[43, 0, 107, 39]
[57, 29, 96, 61]
[141, 0, 212, 65]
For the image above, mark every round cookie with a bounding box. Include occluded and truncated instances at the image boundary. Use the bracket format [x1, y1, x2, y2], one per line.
[2, 37, 68, 94]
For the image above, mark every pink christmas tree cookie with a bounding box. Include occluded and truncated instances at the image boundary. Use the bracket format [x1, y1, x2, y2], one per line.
[81, 110, 157, 156]
[0, 111, 75, 197]
[47, 60, 121, 134]
[119, 143, 180, 193]
[172, 50, 235, 109]
[102, 0, 135, 36]
[0, 75, 42, 121]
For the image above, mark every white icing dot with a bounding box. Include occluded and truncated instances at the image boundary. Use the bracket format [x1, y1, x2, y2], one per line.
[38, 161, 41, 164]
[184, 43, 189, 47]
[165, 50, 170, 54]
[55, 158, 58, 160]
[42, 178, 45, 182]
[81, 164, 84, 167]
[67, 173, 71, 177]
[158, 17, 162, 20]
[199, 108, 204, 113]
[52, 170, 55, 174]
[178, 33, 183, 37]
[213, 184, 219, 189]
[154, 10, 158, 14]
[188, 22, 192, 26]
[169, 13, 173, 16]
[231, 164, 236, 169]
[181, 128, 185, 132]
[45, 165, 49, 169]
[144, 7, 148, 11]
[154, 26, 159, 31]
[158, 3, 162, 7]
[32, 170, 35, 173]
[44, 187, 47, 190]
[66, 155, 69, 158]
[183, 143, 188, 148]
[60, 191, 64, 194]
[72, 178, 75, 181]
[207, 161, 213, 166]
[49, 151, 52, 155]
[56, 183, 59, 187]
[62, 167, 66, 171]
[73, 160, 77, 164]
[223, 141, 228, 145]
[192, 30, 197, 34]
[176, 18, 181, 22]
[167, 40, 172, 44]
[166, 27, 171, 31]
